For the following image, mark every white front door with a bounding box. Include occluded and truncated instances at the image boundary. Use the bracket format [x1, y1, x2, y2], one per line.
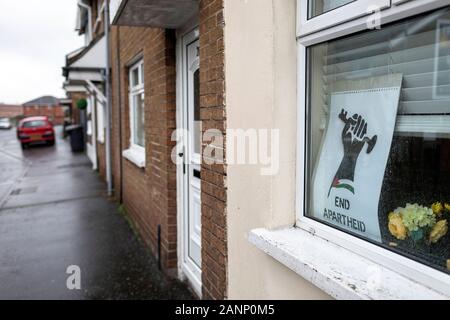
[178, 28, 202, 295]
[86, 95, 97, 170]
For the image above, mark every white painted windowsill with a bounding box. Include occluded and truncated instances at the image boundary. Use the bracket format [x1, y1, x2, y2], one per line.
[249, 227, 449, 300]
[122, 148, 145, 168]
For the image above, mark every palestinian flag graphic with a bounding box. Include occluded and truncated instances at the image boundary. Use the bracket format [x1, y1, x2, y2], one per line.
[328, 178, 354, 197]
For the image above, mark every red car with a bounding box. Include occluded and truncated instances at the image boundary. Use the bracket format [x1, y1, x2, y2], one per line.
[17, 116, 55, 149]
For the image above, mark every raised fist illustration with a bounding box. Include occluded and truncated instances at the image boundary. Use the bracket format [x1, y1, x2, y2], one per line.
[328, 109, 377, 196]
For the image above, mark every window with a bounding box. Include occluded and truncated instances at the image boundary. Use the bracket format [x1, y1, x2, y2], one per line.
[132, 93, 145, 147]
[128, 60, 145, 149]
[22, 120, 47, 128]
[83, 10, 92, 45]
[193, 69, 201, 154]
[308, 0, 356, 18]
[123, 59, 145, 168]
[298, 0, 391, 36]
[298, 1, 450, 292]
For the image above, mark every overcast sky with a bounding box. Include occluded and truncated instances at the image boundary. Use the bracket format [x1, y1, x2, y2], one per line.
[0, 0, 84, 104]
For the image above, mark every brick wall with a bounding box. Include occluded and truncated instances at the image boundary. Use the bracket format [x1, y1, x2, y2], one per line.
[23, 105, 65, 125]
[111, 26, 122, 202]
[68, 92, 86, 125]
[199, 0, 228, 300]
[110, 26, 178, 274]
[0, 104, 23, 118]
[97, 141, 106, 180]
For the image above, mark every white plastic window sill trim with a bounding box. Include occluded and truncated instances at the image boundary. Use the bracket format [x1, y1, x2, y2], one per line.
[249, 227, 448, 300]
[122, 148, 145, 168]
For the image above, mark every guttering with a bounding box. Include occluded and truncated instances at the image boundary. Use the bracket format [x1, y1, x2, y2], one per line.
[77, 0, 93, 44]
[63, 67, 104, 78]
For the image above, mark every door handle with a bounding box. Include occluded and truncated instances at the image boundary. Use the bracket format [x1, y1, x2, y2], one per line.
[178, 152, 186, 174]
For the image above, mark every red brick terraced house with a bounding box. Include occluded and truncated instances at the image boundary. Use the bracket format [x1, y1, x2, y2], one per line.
[68, 0, 450, 300]
[108, 0, 227, 299]
[63, 0, 110, 182]
[0, 104, 23, 121]
[22, 96, 66, 125]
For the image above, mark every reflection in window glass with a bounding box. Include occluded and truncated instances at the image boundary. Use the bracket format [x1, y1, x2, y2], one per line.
[132, 67, 139, 87]
[133, 93, 145, 148]
[23, 120, 47, 128]
[308, 0, 355, 19]
[194, 69, 201, 154]
[307, 8, 450, 273]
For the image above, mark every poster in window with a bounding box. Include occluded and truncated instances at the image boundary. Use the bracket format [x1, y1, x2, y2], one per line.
[434, 19, 450, 99]
[312, 76, 402, 242]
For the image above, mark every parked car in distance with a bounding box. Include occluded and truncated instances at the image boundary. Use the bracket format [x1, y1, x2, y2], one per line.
[17, 116, 55, 149]
[0, 118, 12, 130]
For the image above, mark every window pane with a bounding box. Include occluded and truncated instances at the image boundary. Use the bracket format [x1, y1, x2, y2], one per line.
[133, 93, 145, 147]
[194, 69, 201, 154]
[308, 0, 355, 19]
[307, 8, 450, 274]
[22, 120, 47, 128]
[131, 67, 139, 87]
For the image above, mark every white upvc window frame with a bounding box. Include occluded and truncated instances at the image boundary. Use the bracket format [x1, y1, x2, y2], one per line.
[297, 0, 391, 36]
[296, 0, 450, 297]
[124, 59, 145, 168]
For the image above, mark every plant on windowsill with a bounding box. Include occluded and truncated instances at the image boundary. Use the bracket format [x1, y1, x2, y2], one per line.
[385, 202, 450, 273]
[77, 98, 88, 110]
[388, 202, 449, 245]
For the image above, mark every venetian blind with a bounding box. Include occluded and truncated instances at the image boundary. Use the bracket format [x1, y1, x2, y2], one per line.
[322, 9, 450, 116]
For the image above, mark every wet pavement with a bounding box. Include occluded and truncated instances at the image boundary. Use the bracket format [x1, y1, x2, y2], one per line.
[0, 127, 194, 300]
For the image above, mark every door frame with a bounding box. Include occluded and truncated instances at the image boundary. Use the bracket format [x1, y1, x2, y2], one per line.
[176, 25, 202, 298]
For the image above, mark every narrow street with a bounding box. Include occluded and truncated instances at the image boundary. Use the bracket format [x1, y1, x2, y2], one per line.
[0, 127, 193, 300]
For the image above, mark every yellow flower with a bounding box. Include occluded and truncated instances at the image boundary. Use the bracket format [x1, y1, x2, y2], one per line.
[429, 220, 448, 244]
[445, 203, 450, 211]
[388, 212, 408, 240]
[432, 202, 444, 215]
